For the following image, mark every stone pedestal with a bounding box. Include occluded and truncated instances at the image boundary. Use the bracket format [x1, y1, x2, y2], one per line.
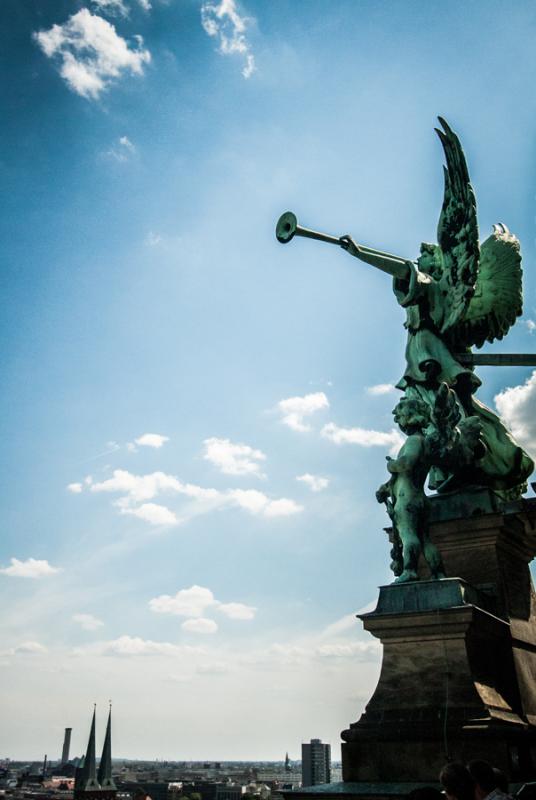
[340, 492, 536, 784]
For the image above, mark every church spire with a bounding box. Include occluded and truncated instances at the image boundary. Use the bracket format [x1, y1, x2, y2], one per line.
[97, 704, 116, 790]
[75, 707, 100, 794]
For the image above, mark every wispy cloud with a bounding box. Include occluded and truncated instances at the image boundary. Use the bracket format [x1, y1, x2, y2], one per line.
[33, 9, 151, 100]
[144, 231, 162, 247]
[84, 636, 203, 657]
[91, 0, 129, 17]
[296, 473, 329, 492]
[91, 0, 151, 16]
[67, 482, 83, 493]
[2, 641, 48, 656]
[321, 422, 404, 456]
[72, 613, 104, 631]
[0, 558, 62, 579]
[103, 135, 136, 162]
[201, 0, 256, 79]
[276, 392, 329, 432]
[366, 383, 396, 396]
[203, 437, 266, 476]
[495, 371, 536, 455]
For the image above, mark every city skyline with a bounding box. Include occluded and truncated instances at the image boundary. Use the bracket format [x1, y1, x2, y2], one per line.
[3, 0, 536, 760]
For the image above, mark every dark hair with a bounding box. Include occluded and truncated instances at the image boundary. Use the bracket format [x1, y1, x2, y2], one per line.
[440, 762, 476, 800]
[467, 761, 498, 794]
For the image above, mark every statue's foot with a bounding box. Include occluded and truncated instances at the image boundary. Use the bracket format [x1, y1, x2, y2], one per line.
[393, 569, 418, 583]
[432, 571, 447, 580]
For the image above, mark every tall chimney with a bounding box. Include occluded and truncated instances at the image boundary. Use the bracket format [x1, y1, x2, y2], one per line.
[61, 728, 72, 764]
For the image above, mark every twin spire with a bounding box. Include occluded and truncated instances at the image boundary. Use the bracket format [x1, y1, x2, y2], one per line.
[74, 706, 116, 798]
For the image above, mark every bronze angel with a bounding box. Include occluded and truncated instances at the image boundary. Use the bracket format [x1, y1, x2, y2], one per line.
[340, 117, 533, 498]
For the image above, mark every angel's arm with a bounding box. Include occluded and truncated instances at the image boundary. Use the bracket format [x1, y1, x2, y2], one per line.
[339, 235, 411, 281]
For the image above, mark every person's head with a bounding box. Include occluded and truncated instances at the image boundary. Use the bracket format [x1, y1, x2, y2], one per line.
[440, 762, 476, 800]
[467, 761, 498, 800]
[392, 396, 430, 435]
[417, 242, 442, 278]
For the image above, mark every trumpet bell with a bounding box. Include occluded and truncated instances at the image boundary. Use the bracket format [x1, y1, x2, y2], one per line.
[276, 211, 298, 243]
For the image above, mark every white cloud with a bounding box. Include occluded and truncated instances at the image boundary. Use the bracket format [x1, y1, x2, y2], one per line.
[203, 437, 266, 476]
[89, 469, 302, 524]
[135, 433, 169, 449]
[73, 613, 104, 631]
[495, 371, 536, 455]
[525, 319, 536, 333]
[217, 602, 256, 620]
[296, 473, 329, 492]
[229, 489, 303, 517]
[0, 641, 48, 657]
[0, 558, 62, 579]
[91, 469, 189, 503]
[33, 9, 151, 100]
[201, 0, 256, 79]
[182, 617, 218, 634]
[276, 392, 329, 432]
[321, 422, 404, 456]
[121, 502, 179, 526]
[11, 641, 48, 656]
[149, 585, 256, 622]
[67, 482, 83, 493]
[366, 383, 396, 396]
[91, 0, 129, 16]
[101, 636, 189, 656]
[150, 585, 216, 618]
[91, 0, 151, 14]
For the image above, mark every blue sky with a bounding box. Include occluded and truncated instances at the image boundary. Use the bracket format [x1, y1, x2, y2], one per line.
[3, 0, 536, 762]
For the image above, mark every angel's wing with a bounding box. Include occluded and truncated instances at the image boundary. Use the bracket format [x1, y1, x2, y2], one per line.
[449, 224, 522, 349]
[434, 117, 480, 333]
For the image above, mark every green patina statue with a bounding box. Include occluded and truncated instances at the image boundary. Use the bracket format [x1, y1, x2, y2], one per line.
[276, 117, 535, 582]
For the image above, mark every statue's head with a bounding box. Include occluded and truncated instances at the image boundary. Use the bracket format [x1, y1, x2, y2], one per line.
[393, 396, 430, 434]
[417, 242, 442, 278]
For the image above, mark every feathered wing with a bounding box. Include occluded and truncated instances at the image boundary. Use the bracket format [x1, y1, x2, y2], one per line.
[434, 117, 480, 333]
[449, 224, 523, 349]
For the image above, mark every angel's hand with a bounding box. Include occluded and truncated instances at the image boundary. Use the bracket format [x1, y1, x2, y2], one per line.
[339, 235, 360, 258]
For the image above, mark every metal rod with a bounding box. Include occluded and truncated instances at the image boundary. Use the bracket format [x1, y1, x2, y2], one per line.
[456, 353, 536, 367]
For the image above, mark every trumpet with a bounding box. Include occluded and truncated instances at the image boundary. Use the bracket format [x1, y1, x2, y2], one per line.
[275, 211, 410, 279]
[275, 211, 341, 246]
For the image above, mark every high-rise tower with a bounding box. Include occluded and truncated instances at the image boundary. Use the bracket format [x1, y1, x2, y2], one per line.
[301, 739, 331, 787]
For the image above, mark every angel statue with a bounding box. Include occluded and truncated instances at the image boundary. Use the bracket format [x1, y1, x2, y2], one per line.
[276, 117, 535, 581]
[337, 118, 533, 499]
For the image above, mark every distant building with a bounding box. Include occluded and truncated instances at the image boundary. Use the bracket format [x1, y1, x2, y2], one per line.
[301, 740, 330, 787]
